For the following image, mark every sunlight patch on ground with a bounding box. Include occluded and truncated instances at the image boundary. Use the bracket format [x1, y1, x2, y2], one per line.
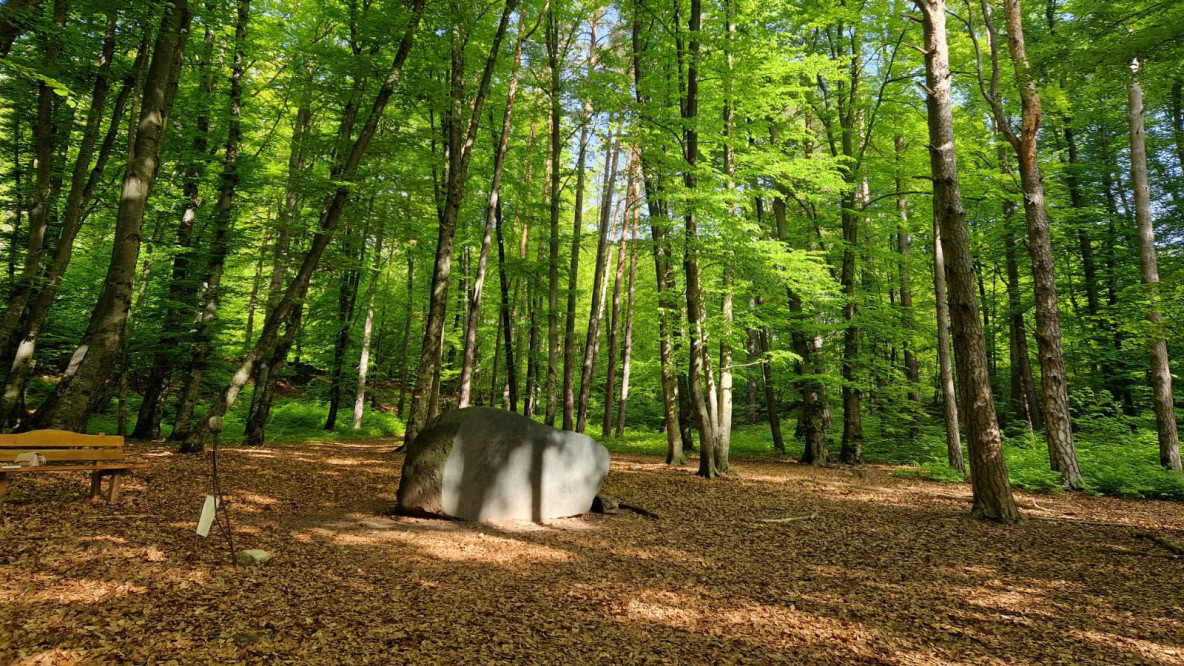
[1072, 628, 1184, 664]
[0, 576, 148, 605]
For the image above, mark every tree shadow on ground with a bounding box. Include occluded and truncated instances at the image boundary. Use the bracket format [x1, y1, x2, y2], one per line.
[2, 440, 1182, 664]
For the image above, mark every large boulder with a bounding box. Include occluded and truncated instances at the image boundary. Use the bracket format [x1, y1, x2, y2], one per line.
[396, 407, 610, 523]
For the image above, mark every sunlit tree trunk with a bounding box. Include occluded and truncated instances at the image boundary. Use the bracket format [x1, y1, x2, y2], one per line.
[1128, 59, 1181, 471]
[27, 0, 192, 432]
[917, 0, 1016, 521]
[631, 0, 682, 463]
[404, 0, 515, 443]
[576, 130, 620, 433]
[603, 156, 636, 439]
[615, 207, 638, 438]
[183, 0, 424, 451]
[354, 230, 387, 429]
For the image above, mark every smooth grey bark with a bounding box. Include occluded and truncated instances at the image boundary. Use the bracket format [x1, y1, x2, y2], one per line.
[0, 14, 135, 427]
[182, 0, 424, 451]
[603, 159, 635, 439]
[26, 0, 192, 432]
[403, 0, 516, 445]
[1128, 59, 1181, 471]
[132, 17, 217, 440]
[615, 206, 638, 438]
[576, 130, 620, 433]
[354, 229, 387, 429]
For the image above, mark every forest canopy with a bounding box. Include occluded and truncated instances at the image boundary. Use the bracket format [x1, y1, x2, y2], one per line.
[0, 0, 1182, 523]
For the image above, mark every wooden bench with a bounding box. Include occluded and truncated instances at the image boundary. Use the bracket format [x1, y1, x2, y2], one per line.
[0, 430, 145, 502]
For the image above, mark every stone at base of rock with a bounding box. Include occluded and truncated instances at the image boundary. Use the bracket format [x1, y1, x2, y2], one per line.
[591, 495, 619, 515]
[237, 549, 270, 566]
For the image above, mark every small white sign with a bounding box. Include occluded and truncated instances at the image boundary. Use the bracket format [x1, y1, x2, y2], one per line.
[196, 495, 220, 537]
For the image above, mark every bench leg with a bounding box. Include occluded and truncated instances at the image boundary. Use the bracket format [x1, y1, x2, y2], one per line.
[107, 473, 122, 503]
[0, 472, 7, 500]
[90, 471, 103, 499]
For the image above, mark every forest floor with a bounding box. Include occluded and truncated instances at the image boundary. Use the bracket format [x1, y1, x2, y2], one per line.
[2, 439, 1184, 665]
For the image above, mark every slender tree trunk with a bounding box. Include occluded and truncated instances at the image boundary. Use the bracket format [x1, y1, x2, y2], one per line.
[174, 0, 250, 448]
[132, 19, 217, 440]
[403, 0, 515, 444]
[544, 8, 562, 427]
[1000, 144, 1043, 432]
[896, 136, 923, 436]
[632, 0, 682, 462]
[995, 0, 1082, 488]
[325, 222, 364, 431]
[917, 0, 1016, 521]
[396, 251, 415, 419]
[1128, 59, 1181, 471]
[603, 157, 635, 439]
[27, 0, 192, 432]
[563, 104, 595, 431]
[680, 0, 717, 478]
[615, 207, 638, 437]
[182, 0, 424, 451]
[934, 205, 965, 472]
[354, 229, 387, 429]
[576, 130, 620, 433]
[460, 11, 532, 407]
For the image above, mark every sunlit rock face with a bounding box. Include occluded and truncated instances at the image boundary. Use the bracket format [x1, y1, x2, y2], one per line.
[396, 407, 610, 523]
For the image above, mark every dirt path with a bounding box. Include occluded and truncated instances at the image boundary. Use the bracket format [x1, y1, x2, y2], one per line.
[2, 439, 1183, 664]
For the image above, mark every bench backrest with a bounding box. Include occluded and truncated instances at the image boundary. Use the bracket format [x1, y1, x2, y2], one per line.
[0, 430, 125, 464]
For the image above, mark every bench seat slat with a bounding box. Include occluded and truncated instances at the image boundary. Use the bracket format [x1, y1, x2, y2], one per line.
[0, 430, 124, 448]
[0, 463, 147, 473]
[1, 449, 124, 462]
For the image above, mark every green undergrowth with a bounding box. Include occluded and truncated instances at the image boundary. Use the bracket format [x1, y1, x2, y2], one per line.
[22, 371, 1181, 499]
[603, 414, 1184, 500]
[75, 385, 404, 447]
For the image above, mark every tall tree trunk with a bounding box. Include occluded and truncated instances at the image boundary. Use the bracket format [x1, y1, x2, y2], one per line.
[615, 207, 638, 438]
[396, 251, 415, 420]
[173, 0, 250, 448]
[182, 0, 424, 451]
[988, 0, 1082, 488]
[1128, 59, 1181, 471]
[603, 156, 636, 439]
[241, 64, 312, 443]
[353, 237, 387, 429]
[895, 136, 923, 436]
[27, 0, 192, 432]
[1000, 144, 1043, 432]
[403, 0, 516, 444]
[132, 18, 218, 440]
[917, 0, 1016, 521]
[681, 0, 717, 477]
[544, 7, 562, 428]
[934, 201, 965, 472]
[0, 14, 136, 427]
[576, 130, 620, 433]
[461, 10, 533, 408]
[325, 223, 365, 430]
